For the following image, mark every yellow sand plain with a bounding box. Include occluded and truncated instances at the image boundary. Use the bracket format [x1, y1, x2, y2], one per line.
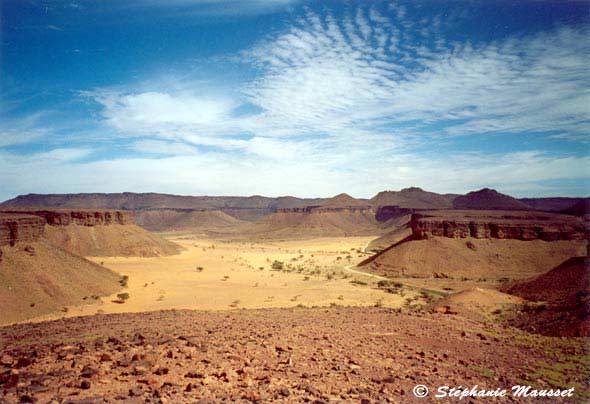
[29, 236, 416, 322]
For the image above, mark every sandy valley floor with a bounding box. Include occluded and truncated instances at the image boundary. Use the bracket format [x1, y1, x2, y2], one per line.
[27, 236, 418, 322]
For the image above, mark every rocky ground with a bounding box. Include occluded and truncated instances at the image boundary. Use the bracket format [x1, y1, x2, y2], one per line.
[0, 307, 588, 403]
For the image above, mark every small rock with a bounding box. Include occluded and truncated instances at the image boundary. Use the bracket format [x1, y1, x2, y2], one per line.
[129, 386, 143, 397]
[0, 354, 14, 366]
[99, 353, 112, 362]
[15, 357, 32, 368]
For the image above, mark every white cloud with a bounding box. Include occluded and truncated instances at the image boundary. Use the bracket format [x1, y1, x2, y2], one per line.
[92, 91, 237, 133]
[1, 147, 588, 201]
[2, 4, 588, 200]
[86, 7, 589, 149]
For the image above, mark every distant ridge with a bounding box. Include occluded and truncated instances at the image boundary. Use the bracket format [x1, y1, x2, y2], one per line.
[319, 193, 370, 208]
[0, 192, 323, 211]
[453, 188, 532, 211]
[3, 189, 584, 235]
[370, 187, 456, 209]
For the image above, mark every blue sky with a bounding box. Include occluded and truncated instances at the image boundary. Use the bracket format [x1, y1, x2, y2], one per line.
[1, 0, 589, 200]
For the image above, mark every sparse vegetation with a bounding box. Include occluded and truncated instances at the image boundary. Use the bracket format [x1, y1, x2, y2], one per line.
[119, 275, 129, 287]
[271, 260, 284, 270]
[117, 292, 130, 301]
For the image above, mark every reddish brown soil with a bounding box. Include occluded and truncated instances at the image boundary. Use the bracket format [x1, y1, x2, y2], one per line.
[361, 237, 585, 280]
[0, 241, 122, 325]
[43, 224, 181, 257]
[502, 257, 590, 337]
[1, 307, 588, 403]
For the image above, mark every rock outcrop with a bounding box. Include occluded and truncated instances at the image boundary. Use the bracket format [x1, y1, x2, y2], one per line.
[0, 209, 133, 226]
[0, 208, 180, 257]
[411, 210, 585, 241]
[0, 214, 45, 247]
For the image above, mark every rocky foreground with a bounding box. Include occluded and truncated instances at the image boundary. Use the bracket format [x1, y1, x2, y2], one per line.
[0, 307, 588, 403]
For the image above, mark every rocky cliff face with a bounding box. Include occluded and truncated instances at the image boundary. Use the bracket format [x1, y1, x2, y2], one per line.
[0, 214, 45, 246]
[411, 211, 586, 241]
[0, 209, 134, 226]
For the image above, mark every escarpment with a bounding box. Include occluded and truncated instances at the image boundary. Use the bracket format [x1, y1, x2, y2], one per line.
[0, 214, 45, 247]
[0, 208, 180, 257]
[0, 208, 133, 226]
[411, 210, 585, 241]
[359, 210, 586, 279]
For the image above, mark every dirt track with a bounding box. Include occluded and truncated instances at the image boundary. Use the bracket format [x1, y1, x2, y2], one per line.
[1, 307, 588, 403]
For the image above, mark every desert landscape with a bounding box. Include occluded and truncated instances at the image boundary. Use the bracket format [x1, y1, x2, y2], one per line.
[0, 188, 588, 403]
[2, 1, 589, 403]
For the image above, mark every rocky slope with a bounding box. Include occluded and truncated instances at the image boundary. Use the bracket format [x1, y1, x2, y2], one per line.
[453, 188, 533, 210]
[0, 214, 45, 247]
[411, 210, 585, 241]
[0, 209, 180, 257]
[0, 240, 121, 325]
[429, 288, 524, 323]
[502, 257, 590, 337]
[1, 307, 588, 403]
[360, 237, 585, 280]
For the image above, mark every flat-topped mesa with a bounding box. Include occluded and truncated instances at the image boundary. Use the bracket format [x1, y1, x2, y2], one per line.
[0, 208, 134, 226]
[0, 214, 45, 246]
[411, 210, 586, 241]
[276, 205, 375, 214]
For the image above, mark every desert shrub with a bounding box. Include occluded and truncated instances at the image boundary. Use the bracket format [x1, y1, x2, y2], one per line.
[119, 275, 129, 287]
[230, 300, 240, 308]
[465, 241, 476, 250]
[377, 280, 394, 288]
[350, 280, 368, 286]
[196, 266, 204, 272]
[303, 276, 310, 281]
[117, 293, 130, 301]
[271, 260, 284, 270]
